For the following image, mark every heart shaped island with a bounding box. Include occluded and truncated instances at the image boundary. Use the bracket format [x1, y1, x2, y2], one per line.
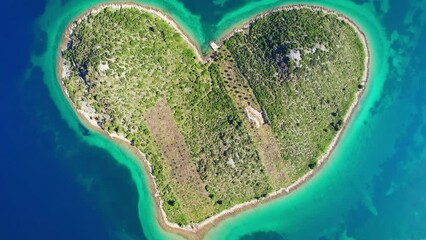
[59, 3, 368, 235]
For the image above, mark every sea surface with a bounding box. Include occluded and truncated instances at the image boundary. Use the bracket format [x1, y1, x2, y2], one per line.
[1, 0, 425, 239]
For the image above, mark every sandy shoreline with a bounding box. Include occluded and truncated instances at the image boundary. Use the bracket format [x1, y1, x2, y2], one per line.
[57, 3, 370, 239]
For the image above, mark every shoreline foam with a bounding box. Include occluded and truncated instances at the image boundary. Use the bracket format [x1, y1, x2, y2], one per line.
[57, 3, 370, 239]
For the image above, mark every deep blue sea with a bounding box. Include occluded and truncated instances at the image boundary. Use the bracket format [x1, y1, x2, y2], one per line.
[1, 1, 143, 239]
[1, 0, 425, 239]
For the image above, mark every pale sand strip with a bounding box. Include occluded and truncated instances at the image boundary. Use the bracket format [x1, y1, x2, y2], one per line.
[58, 3, 370, 239]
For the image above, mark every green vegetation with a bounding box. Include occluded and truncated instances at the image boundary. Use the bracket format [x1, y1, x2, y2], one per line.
[222, 8, 365, 182]
[62, 7, 365, 225]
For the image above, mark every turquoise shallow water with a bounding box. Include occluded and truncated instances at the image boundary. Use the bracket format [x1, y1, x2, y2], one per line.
[23, 0, 426, 239]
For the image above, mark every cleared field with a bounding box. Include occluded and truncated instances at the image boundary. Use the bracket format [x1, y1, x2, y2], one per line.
[251, 126, 287, 188]
[215, 48, 287, 188]
[145, 100, 213, 220]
